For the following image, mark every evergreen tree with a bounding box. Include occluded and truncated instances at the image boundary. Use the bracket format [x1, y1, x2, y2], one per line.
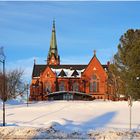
[112, 29, 140, 99]
[108, 64, 125, 98]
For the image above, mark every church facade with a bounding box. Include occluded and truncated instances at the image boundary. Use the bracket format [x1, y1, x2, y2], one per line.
[29, 21, 115, 101]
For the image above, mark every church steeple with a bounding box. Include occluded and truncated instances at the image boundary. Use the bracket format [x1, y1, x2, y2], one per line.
[47, 20, 60, 65]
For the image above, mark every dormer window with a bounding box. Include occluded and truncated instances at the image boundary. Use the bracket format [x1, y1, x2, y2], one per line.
[58, 69, 67, 77]
[71, 70, 79, 77]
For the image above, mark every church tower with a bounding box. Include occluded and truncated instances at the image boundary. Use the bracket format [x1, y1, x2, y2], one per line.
[47, 20, 60, 65]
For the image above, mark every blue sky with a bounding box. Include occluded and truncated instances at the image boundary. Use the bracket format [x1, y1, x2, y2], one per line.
[0, 1, 140, 81]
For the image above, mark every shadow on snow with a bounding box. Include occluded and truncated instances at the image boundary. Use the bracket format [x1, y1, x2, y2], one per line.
[56, 111, 117, 131]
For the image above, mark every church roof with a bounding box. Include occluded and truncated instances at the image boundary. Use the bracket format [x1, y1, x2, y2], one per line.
[32, 64, 108, 78]
[58, 69, 67, 77]
[71, 70, 79, 77]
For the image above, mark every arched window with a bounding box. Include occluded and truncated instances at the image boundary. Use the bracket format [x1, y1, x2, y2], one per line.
[93, 81, 97, 92]
[59, 81, 65, 91]
[90, 74, 99, 92]
[72, 82, 79, 91]
[93, 75, 97, 80]
[45, 82, 51, 92]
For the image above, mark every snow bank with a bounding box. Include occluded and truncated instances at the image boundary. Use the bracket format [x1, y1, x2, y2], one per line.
[0, 100, 140, 139]
[0, 127, 140, 139]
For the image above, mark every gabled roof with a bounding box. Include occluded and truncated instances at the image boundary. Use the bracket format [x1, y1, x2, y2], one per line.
[32, 64, 87, 77]
[58, 69, 67, 77]
[32, 64, 108, 78]
[71, 70, 79, 77]
[32, 64, 46, 78]
[50, 64, 87, 70]
[82, 53, 108, 75]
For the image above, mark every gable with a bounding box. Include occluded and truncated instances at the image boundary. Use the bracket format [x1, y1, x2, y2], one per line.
[58, 69, 67, 77]
[40, 66, 56, 79]
[82, 55, 107, 78]
[32, 64, 46, 78]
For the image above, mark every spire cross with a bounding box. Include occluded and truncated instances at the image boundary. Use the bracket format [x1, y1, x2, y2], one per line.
[94, 50, 96, 56]
[53, 19, 55, 31]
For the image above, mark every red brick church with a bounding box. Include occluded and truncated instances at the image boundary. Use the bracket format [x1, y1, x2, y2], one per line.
[29, 21, 115, 101]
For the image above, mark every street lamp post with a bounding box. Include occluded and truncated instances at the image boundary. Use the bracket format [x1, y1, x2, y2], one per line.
[0, 47, 6, 126]
[128, 95, 132, 131]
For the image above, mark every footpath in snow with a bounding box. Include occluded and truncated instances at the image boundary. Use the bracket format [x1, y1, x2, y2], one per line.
[0, 100, 140, 139]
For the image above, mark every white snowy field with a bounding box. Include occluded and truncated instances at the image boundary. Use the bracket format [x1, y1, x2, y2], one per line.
[0, 100, 140, 139]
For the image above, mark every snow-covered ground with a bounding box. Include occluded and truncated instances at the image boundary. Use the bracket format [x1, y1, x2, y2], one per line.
[0, 100, 140, 139]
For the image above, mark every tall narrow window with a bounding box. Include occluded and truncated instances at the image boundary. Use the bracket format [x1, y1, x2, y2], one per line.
[45, 82, 51, 92]
[93, 81, 97, 92]
[89, 82, 93, 92]
[59, 81, 65, 91]
[93, 75, 97, 80]
[72, 82, 79, 91]
[90, 74, 99, 92]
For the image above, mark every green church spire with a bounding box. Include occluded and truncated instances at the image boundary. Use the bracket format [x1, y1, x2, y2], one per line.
[49, 20, 58, 56]
[47, 20, 60, 65]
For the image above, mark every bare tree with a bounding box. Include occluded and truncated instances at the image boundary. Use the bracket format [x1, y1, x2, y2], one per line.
[0, 69, 26, 101]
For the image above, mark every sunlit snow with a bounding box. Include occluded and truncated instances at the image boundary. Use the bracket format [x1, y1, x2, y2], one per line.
[0, 100, 140, 139]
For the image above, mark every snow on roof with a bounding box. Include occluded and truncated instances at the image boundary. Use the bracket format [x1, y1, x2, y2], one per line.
[119, 94, 125, 98]
[33, 76, 40, 79]
[48, 91, 92, 97]
[51, 68, 85, 78]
